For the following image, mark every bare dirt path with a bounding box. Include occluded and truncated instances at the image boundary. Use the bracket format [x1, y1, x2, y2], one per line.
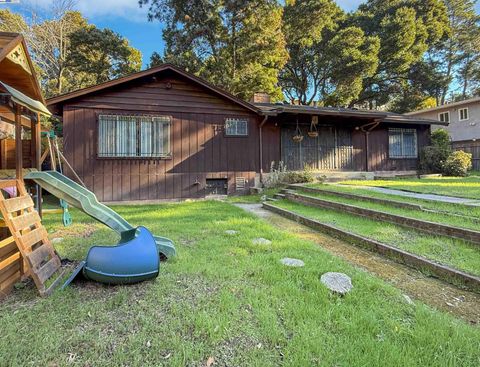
[235, 203, 480, 325]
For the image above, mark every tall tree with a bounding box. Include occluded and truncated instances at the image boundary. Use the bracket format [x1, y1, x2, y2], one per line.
[351, 0, 449, 108]
[280, 0, 379, 106]
[140, 0, 288, 101]
[68, 26, 142, 85]
[0, 1, 142, 97]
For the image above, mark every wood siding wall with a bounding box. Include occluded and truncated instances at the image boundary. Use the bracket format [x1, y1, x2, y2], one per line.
[62, 72, 278, 201]
[364, 125, 430, 171]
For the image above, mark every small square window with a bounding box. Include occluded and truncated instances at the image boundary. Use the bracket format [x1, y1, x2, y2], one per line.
[459, 108, 469, 121]
[438, 111, 450, 123]
[225, 118, 248, 136]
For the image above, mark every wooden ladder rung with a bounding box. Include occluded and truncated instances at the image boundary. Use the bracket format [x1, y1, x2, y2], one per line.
[3, 195, 34, 213]
[27, 245, 53, 270]
[10, 211, 41, 232]
[19, 227, 47, 250]
[36, 257, 61, 284]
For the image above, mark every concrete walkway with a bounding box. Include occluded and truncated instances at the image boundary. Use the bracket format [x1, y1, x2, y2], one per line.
[337, 185, 480, 206]
[234, 203, 480, 324]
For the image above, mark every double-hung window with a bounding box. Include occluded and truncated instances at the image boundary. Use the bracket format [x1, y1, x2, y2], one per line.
[98, 114, 171, 158]
[438, 111, 450, 123]
[388, 128, 418, 159]
[225, 118, 248, 136]
[459, 107, 469, 121]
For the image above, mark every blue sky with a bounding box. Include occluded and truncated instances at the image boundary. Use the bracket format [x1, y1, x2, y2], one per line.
[2, 0, 479, 68]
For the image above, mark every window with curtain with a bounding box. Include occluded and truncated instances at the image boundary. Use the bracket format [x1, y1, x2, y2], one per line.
[388, 128, 417, 159]
[98, 115, 171, 158]
[225, 118, 248, 136]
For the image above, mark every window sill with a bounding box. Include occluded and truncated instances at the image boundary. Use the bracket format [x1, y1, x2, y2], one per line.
[96, 155, 173, 161]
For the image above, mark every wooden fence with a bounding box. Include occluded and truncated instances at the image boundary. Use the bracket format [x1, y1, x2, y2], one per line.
[452, 140, 480, 171]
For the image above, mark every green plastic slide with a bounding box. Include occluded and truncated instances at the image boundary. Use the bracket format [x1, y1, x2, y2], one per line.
[25, 171, 176, 258]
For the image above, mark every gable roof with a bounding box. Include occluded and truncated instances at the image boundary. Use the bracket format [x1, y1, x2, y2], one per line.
[0, 32, 44, 103]
[405, 96, 480, 116]
[47, 63, 261, 114]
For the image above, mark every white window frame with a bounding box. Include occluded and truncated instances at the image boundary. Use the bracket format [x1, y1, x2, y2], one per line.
[388, 128, 418, 159]
[438, 111, 450, 123]
[225, 118, 248, 136]
[97, 114, 171, 158]
[458, 107, 469, 121]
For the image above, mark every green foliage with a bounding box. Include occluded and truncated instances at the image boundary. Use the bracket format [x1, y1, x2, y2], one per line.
[0, 7, 141, 97]
[68, 26, 142, 85]
[419, 129, 452, 173]
[141, 0, 288, 101]
[351, 0, 449, 108]
[443, 150, 473, 176]
[264, 161, 316, 188]
[280, 1, 380, 106]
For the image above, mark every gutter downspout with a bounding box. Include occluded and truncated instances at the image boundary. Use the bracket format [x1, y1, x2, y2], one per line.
[259, 115, 268, 185]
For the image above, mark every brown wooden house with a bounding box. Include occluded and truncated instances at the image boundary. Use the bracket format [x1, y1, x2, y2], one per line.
[47, 64, 444, 202]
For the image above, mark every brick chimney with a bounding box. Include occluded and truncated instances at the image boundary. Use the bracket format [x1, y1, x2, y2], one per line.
[250, 92, 271, 104]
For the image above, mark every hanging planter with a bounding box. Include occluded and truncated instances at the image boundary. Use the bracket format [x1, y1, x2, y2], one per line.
[292, 117, 303, 143]
[308, 116, 318, 138]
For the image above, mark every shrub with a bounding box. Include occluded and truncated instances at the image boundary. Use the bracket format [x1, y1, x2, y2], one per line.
[419, 129, 451, 173]
[264, 161, 316, 188]
[443, 150, 472, 177]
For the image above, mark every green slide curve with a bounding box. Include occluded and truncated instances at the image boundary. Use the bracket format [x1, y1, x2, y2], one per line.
[25, 171, 176, 258]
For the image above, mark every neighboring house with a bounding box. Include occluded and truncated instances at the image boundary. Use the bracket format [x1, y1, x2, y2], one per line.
[47, 64, 443, 202]
[405, 97, 480, 169]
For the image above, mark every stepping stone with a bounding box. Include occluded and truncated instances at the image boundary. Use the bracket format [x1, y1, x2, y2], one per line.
[252, 237, 272, 245]
[51, 237, 64, 244]
[225, 230, 238, 235]
[320, 272, 352, 295]
[280, 258, 305, 267]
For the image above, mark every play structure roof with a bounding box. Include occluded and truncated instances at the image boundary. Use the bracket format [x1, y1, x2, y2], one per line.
[0, 32, 45, 104]
[0, 81, 51, 116]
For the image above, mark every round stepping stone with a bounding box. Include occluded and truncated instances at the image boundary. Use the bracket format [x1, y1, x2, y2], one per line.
[51, 237, 64, 244]
[280, 258, 305, 267]
[225, 230, 238, 235]
[252, 237, 272, 245]
[320, 272, 352, 295]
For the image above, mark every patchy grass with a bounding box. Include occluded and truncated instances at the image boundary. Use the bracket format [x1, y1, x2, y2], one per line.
[296, 188, 480, 231]
[270, 199, 480, 277]
[305, 183, 480, 218]
[1, 201, 479, 366]
[225, 188, 280, 204]
[340, 175, 480, 200]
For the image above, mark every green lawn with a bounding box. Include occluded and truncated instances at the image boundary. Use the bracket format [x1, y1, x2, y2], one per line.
[269, 199, 480, 277]
[296, 188, 480, 231]
[340, 175, 480, 200]
[305, 183, 480, 218]
[1, 201, 479, 366]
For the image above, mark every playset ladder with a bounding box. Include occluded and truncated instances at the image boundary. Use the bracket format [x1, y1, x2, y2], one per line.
[0, 179, 64, 296]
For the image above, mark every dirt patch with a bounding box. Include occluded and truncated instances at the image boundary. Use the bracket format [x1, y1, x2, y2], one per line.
[236, 204, 480, 325]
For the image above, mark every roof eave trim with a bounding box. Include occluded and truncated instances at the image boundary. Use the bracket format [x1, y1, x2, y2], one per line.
[46, 64, 261, 115]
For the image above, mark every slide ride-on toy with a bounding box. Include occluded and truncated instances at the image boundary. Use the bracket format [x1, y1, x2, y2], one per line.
[25, 171, 176, 287]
